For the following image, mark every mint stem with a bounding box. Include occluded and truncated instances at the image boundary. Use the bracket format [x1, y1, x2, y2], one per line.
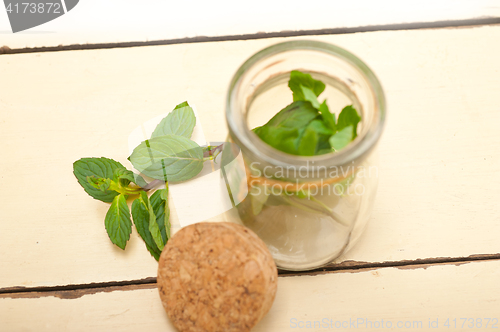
[139, 144, 224, 190]
[142, 179, 163, 191]
[284, 195, 349, 226]
[203, 143, 224, 158]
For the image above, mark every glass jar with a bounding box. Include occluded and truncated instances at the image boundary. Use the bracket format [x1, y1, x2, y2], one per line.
[224, 40, 386, 271]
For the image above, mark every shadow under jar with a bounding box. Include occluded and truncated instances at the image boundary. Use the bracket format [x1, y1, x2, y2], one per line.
[224, 40, 386, 271]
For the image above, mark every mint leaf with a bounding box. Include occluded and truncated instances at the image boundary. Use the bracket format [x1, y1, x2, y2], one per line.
[160, 188, 168, 200]
[252, 126, 263, 135]
[88, 172, 144, 196]
[150, 188, 170, 243]
[316, 148, 333, 155]
[132, 173, 148, 188]
[262, 101, 318, 129]
[151, 101, 196, 139]
[144, 192, 164, 251]
[318, 101, 336, 131]
[298, 119, 334, 156]
[73, 157, 128, 203]
[256, 102, 336, 156]
[300, 85, 321, 109]
[299, 86, 337, 133]
[131, 192, 162, 260]
[337, 105, 361, 139]
[113, 168, 134, 187]
[329, 126, 353, 151]
[253, 72, 361, 156]
[128, 135, 204, 182]
[112, 168, 147, 188]
[306, 119, 334, 136]
[87, 176, 112, 192]
[259, 115, 336, 156]
[296, 119, 333, 156]
[174, 101, 189, 109]
[104, 194, 132, 250]
[255, 126, 301, 155]
[297, 124, 319, 156]
[288, 70, 325, 102]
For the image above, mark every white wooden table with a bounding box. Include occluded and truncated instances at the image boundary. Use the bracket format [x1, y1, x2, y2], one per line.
[1, 4, 500, 331]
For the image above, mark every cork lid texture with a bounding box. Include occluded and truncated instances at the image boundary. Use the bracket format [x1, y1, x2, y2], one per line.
[157, 222, 278, 332]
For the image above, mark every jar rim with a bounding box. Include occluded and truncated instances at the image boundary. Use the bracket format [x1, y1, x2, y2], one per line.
[226, 40, 386, 169]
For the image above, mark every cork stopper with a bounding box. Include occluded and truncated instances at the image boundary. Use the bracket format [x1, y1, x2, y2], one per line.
[157, 222, 278, 332]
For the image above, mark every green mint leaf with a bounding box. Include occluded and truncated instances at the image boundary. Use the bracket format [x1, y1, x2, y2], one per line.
[151, 101, 196, 139]
[144, 192, 164, 251]
[252, 126, 262, 135]
[300, 85, 321, 109]
[255, 126, 301, 155]
[128, 134, 204, 182]
[262, 101, 318, 129]
[132, 173, 148, 188]
[316, 128, 335, 154]
[73, 157, 128, 203]
[131, 192, 161, 260]
[295, 119, 336, 156]
[316, 148, 333, 155]
[306, 119, 334, 136]
[329, 126, 354, 151]
[288, 70, 325, 102]
[174, 101, 189, 109]
[113, 168, 134, 187]
[318, 101, 336, 131]
[256, 104, 333, 156]
[88, 172, 144, 196]
[112, 168, 147, 188]
[87, 176, 112, 193]
[253, 71, 362, 156]
[297, 124, 319, 156]
[337, 105, 361, 139]
[160, 188, 168, 200]
[150, 188, 170, 243]
[104, 194, 132, 250]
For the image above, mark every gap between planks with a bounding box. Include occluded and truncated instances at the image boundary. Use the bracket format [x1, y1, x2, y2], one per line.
[1, 17, 500, 55]
[1, 253, 499, 300]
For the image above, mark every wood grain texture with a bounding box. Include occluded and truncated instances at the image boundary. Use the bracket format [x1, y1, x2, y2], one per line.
[1, 0, 499, 50]
[1, 25, 500, 288]
[1, 260, 500, 331]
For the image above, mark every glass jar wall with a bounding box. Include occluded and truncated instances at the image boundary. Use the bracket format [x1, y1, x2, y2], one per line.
[224, 40, 386, 271]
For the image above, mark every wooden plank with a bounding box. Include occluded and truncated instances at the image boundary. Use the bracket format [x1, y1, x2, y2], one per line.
[1, 25, 500, 288]
[1, 0, 499, 50]
[2, 260, 500, 331]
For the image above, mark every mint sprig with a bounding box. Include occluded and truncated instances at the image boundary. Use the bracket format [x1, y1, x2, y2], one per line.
[73, 101, 216, 260]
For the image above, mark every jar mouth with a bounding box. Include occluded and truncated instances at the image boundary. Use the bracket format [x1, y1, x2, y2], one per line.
[226, 40, 386, 169]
